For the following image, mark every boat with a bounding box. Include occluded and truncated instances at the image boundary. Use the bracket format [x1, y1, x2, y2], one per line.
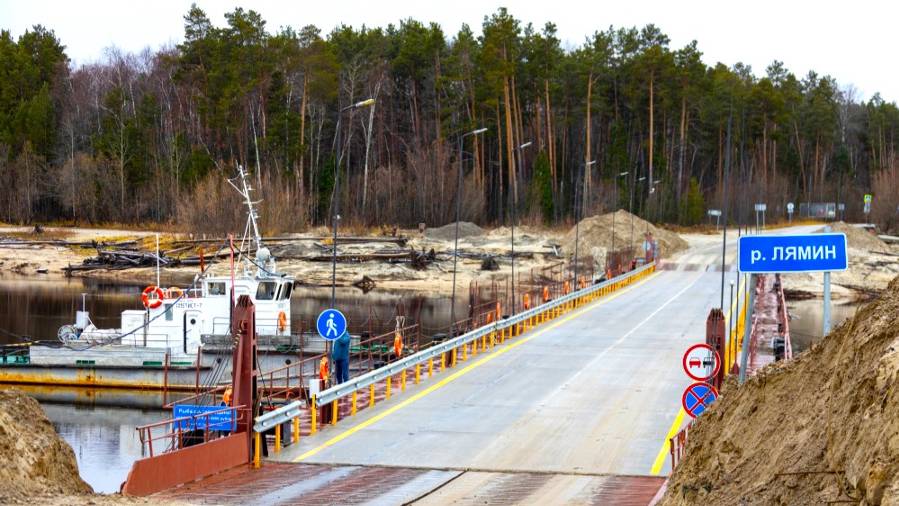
[0, 167, 339, 391]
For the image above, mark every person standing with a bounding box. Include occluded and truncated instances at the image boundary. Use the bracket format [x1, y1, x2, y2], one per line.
[332, 330, 351, 384]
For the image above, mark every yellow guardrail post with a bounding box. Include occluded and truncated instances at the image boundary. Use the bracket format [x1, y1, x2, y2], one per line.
[462, 342, 468, 361]
[254, 431, 261, 468]
[369, 383, 375, 408]
[429, 358, 434, 377]
[292, 416, 299, 443]
[275, 424, 281, 452]
[415, 363, 421, 384]
[452, 347, 458, 366]
[351, 390, 358, 416]
[311, 395, 317, 435]
[331, 399, 338, 426]
[386, 376, 392, 400]
[440, 352, 446, 371]
[401, 369, 407, 392]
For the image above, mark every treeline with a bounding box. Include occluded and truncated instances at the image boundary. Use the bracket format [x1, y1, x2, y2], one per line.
[2, 6, 899, 233]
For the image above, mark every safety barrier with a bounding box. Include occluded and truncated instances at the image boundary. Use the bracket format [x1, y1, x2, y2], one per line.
[253, 262, 656, 443]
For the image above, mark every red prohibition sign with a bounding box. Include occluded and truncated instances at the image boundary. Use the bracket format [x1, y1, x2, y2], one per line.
[682, 382, 719, 418]
[682, 343, 721, 381]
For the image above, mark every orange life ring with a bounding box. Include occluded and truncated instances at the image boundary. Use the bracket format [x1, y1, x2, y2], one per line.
[141, 286, 165, 309]
[486, 312, 495, 324]
[277, 311, 288, 332]
[394, 332, 404, 358]
[523, 292, 531, 310]
[563, 280, 571, 295]
[166, 286, 184, 299]
[579, 276, 587, 289]
[542, 286, 550, 302]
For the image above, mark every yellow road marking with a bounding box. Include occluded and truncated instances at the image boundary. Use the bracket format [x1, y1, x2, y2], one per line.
[650, 407, 685, 475]
[292, 271, 662, 462]
[648, 274, 746, 475]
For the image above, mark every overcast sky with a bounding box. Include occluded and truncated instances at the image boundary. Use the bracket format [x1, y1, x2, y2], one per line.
[2, 0, 895, 102]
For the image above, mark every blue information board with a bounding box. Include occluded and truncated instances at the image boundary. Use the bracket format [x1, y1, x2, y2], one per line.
[172, 404, 234, 431]
[738, 233, 848, 273]
[316, 309, 347, 341]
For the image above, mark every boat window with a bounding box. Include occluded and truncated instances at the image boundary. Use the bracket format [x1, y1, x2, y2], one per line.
[256, 281, 277, 300]
[164, 304, 173, 321]
[280, 282, 293, 300]
[207, 282, 226, 296]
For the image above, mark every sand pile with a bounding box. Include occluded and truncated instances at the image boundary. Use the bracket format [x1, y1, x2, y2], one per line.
[423, 222, 485, 241]
[660, 274, 899, 505]
[830, 221, 886, 251]
[0, 389, 92, 502]
[561, 210, 688, 262]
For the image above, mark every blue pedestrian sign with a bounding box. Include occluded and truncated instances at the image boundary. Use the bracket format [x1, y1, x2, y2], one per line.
[316, 309, 347, 341]
[682, 382, 719, 419]
[738, 233, 848, 273]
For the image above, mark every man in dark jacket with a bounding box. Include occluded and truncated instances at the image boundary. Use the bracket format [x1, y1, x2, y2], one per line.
[332, 331, 351, 384]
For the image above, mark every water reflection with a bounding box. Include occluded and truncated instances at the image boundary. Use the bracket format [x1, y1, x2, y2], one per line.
[42, 402, 165, 494]
[788, 298, 859, 353]
[0, 276, 462, 345]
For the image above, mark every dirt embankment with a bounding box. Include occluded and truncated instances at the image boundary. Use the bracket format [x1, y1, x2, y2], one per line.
[0, 389, 92, 502]
[660, 274, 899, 505]
[783, 222, 899, 299]
[561, 210, 689, 268]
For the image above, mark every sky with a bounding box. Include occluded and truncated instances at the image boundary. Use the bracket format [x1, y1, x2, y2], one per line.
[2, 0, 896, 102]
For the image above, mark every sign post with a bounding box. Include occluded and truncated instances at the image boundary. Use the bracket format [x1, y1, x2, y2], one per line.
[864, 194, 873, 224]
[754, 203, 767, 232]
[786, 202, 794, 223]
[707, 209, 722, 231]
[737, 232, 848, 382]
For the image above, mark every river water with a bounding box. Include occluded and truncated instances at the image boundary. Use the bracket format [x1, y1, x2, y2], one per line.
[0, 274, 462, 493]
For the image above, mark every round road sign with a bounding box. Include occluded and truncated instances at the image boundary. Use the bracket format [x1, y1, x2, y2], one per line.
[316, 309, 347, 341]
[682, 343, 721, 382]
[682, 382, 719, 418]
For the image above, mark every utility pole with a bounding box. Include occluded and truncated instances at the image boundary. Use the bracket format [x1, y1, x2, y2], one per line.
[574, 160, 596, 285]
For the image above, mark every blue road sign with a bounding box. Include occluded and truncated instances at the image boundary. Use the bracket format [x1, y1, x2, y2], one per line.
[738, 233, 848, 273]
[682, 382, 718, 418]
[316, 309, 347, 341]
[173, 404, 235, 431]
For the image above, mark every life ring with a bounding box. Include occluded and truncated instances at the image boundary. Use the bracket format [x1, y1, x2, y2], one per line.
[542, 286, 550, 302]
[277, 311, 288, 332]
[579, 276, 587, 289]
[166, 286, 184, 299]
[486, 311, 495, 324]
[522, 292, 531, 310]
[563, 280, 571, 295]
[141, 286, 165, 309]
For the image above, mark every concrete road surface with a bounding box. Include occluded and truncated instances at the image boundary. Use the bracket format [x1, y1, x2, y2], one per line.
[274, 226, 820, 478]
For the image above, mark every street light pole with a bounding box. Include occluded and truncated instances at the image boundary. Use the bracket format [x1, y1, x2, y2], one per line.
[632, 176, 645, 254]
[450, 127, 487, 335]
[512, 141, 532, 315]
[332, 98, 375, 310]
[574, 160, 596, 286]
[613, 171, 629, 256]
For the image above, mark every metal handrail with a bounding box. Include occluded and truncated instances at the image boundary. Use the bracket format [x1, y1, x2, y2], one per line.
[253, 262, 655, 433]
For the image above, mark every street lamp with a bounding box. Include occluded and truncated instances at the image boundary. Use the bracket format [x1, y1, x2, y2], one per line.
[450, 127, 488, 335]
[574, 160, 596, 287]
[332, 98, 376, 309]
[512, 141, 532, 315]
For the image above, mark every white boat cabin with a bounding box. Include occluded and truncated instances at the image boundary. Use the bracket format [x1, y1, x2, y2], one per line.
[116, 275, 294, 354]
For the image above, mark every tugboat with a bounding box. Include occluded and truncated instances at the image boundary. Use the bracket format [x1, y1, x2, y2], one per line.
[0, 167, 332, 392]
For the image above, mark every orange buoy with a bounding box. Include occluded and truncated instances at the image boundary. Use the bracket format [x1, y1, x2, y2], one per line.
[277, 311, 288, 332]
[394, 332, 404, 359]
[319, 356, 330, 380]
[523, 292, 531, 310]
[141, 286, 165, 309]
[542, 286, 550, 302]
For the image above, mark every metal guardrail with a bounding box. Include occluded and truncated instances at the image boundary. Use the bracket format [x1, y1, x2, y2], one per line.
[254, 262, 656, 433]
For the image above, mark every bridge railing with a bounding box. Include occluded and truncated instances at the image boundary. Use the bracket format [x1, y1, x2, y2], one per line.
[254, 262, 655, 435]
[253, 262, 656, 436]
